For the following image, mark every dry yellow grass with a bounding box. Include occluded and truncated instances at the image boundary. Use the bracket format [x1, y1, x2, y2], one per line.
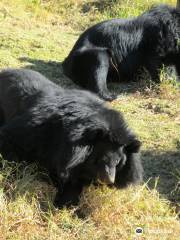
[0, 170, 179, 240]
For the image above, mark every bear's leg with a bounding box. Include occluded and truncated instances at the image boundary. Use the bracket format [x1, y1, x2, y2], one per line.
[54, 180, 84, 208]
[93, 62, 117, 101]
[144, 55, 163, 83]
[115, 141, 143, 188]
[115, 152, 143, 188]
[145, 58, 163, 83]
[73, 48, 117, 101]
[175, 62, 180, 80]
[90, 49, 118, 101]
[86, 49, 117, 101]
[0, 107, 5, 127]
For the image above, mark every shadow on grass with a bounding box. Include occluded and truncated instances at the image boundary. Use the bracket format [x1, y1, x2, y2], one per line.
[19, 57, 151, 95]
[82, 0, 119, 13]
[19, 57, 76, 88]
[142, 150, 180, 206]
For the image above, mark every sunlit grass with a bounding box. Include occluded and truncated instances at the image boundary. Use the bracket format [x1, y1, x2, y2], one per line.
[0, 156, 179, 239]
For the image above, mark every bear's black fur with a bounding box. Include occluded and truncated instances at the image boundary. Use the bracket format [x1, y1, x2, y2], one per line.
[62, 4, 180, 101]
[0, 69, 143, 207]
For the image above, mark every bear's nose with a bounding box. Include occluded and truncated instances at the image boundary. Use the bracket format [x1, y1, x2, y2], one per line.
[98, 165, 116, 185]
[105, 165, 116, 184]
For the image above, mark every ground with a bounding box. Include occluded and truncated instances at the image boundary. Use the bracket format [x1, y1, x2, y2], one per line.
[0, 0, 179, 239]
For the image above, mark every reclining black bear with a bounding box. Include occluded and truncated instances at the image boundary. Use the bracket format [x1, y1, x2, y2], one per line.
[63, 4, 180, 101]
[0, 69, 143, 207]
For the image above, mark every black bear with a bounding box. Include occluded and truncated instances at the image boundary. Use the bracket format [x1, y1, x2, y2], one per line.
[0, 69, 143, 207]
[62, 4, 180, 101]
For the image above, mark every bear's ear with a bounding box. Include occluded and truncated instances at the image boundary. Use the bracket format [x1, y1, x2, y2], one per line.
[125, 138, 142, 153]
[81, 126, 110, 144]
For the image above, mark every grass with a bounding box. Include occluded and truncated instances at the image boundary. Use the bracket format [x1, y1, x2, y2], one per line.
[0, 0, 179, 239]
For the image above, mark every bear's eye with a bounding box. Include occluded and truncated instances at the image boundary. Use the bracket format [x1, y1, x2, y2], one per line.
[103, 155, 111, 164]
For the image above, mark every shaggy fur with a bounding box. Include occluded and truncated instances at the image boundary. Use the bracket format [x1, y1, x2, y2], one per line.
[0, 69, 143, 207]
[62, 4, 180, 100]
